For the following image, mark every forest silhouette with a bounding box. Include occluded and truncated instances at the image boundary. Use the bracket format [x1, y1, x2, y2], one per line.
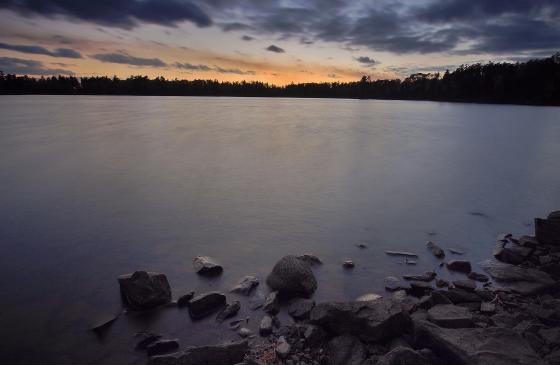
[1, 54, 559, 105]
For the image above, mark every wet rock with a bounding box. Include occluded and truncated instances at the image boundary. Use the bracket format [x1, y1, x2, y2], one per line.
[177, 292, 194, 308]
[449, 248, 465, 255]
[376, 346, 430, 365]
[118, 271, 172, 310]
[276, 336, 291, 359]
[407, 281, 433, 297]
[480, 302, 496, 314]
[385, 251, 418, 257]
[403, 273, 435, 282]
[135, 332, 162, 350]
[518, 235, 539, 249]
[146, 339, 179, 356]
[497, 233, 513, 242]
[427, 304, 473, 328]
[446, 260, 472, 273]
[147, 340, 248, 365]
[328, 334, 367, 365]
[266, 255, 317, 298]
[216, 301, 240, 323]
[188, 292, 226, 319]
[238, 327, 251, 338]
[535, 217, 560, 245]
[263, 291, 280, 314]
[303, 325, 326, 347]
[413, 320, 544, 365]
[248, 290, 265, 310]
[416, 295, 435, 310]
[453, 279, 476, 292]
[259, 315, 273, 336]
[435, 279, 450, 288]
[480, 259, 556, 295]
[296, 254, 322, 266]
[426, 241, 445, 258]
[493, 243, 532, 265]
[467, 272, 489, 282]
[230, 276, 259, 296]
[442, 288, 482, 304]
[310, 299, 411, 343]
[288, 298, 315, 320]
[356, 293, 383, 302]
[385, 276, 405, 291]
[193, 256, 223, 275]
[431, 291, 453, 305]
[343, 260, 355, 268]
[90, 313, 120, 335]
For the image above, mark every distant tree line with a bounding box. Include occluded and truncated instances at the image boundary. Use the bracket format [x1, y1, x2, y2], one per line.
[1, 54, 559, 105]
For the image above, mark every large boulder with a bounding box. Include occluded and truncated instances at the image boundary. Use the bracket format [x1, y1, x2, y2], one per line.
[413, 320, 544, 365]
[535, 217, 560, 245]
[147, 340, 248, 365]
[310, 299, 411, 343]
[118, 271, 171, 310]
[266, 255, 317, 298]
[188, 292, 226, 319]
[480, 259, 556, 295]
[327, 334, 367, 365]
[427, 304, 473, 328]
[193, 256, 223, 275]
[493, 242, 532, 265]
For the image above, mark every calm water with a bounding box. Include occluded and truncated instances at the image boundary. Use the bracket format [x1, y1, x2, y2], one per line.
[0, 96, 559, 364]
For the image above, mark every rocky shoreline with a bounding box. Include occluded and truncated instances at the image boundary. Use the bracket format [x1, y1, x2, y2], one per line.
[100, 211, 560, 364]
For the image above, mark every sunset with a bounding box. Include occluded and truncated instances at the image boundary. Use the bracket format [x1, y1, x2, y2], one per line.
[1, 1, 560, 365]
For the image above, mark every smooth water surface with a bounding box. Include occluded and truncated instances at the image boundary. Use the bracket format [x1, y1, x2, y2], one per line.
[0, 96, 559, 364]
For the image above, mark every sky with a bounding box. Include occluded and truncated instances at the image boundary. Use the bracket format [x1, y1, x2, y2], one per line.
[0, 0, 559, 85]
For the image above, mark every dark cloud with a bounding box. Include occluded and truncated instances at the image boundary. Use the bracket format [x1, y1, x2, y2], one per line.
[266, 45, 285, 53]
[174, 62, 255, 75]
[91, 52, 167, 67]
[355, 56, 378, 67]
[241, 35, 254, 41]
[221, 22, 252, 32]
[0, 0, 212, 29]
[0, 42, 82, 58]
[0, 56, 74, 75]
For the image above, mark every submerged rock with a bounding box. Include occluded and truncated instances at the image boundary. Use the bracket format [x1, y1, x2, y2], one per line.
[467, 272, 489, 282]
[310, 299, 411, 343]
[266, 255, 317, 298]
[118, 271, 172, 310]
[426, 241, 445, 258]
[480, 259, 556, 295]
[343, 260, 355, 268]
[230, 276, 259, 295]
[147, 340, 248, 365]
[193, 256, 223, 275]
[216, 301, 240, 323]
[446, 260, 472, 273]
[414, 320, 545, 365]
[453, 279, 476, 292]
[188, 292, 226, 319]
[385, 276, 405, 291]
[135, 332, 162, 350]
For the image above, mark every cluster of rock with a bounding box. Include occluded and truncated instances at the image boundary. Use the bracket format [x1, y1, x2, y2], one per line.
[112, 212, 560, 365]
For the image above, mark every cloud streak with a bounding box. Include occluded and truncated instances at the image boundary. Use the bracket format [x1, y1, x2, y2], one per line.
[0, 56, 74, 75]
[91, 52, 167, 67]
[174, 62, 255, 75]
[0, 42, 82, 58]
[266, 45, 285, 53]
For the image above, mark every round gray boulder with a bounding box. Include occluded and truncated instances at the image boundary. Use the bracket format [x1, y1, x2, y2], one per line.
[266, 255, 317, 298]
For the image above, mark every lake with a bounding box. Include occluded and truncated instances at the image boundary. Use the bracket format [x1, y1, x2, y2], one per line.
[0, 95, 559, 364]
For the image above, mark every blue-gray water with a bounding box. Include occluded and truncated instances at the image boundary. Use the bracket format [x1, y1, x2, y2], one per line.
[0, 95, 559, 364]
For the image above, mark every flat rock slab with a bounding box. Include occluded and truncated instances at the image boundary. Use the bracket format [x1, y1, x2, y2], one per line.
[427, 304, 473, 328]
[414, 320, 545, 365]
[118, 271, 172, 310]
[147, 340, 248, 365]
[386, 251, 418, 257]
[453, 280, 476, 292]
[310, 299, 411, 343]
[266, 255, 317, 298]
[480, 259, 556, 295]
[230, 276, 259, 295]
[188, 292, 226, 319]
[193, 256, 223, 275]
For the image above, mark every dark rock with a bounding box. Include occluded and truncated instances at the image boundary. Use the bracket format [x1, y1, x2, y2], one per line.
[414, 319, 544, 365]
[535, 217, 560, 245]
[357, 243, 368, 249]
[427, 304, 473, 328]
[376, 346, 430, 365]
[426, 241, 445, 258]
[193, 256, 223, 275]
[480, 302, 496, 314]
[266, 255, 317, 298]
[135, 332, 162, 350]
[296, 254, 322, 266]
[275, 336, 291, 359]
[310, 299, 411, 343]
[263, 291, 280, 314]
[288, 298, 315, 320]
[435, 279, 450, 288]
[480, 259, 556, 295]
[177, 292, 194, 308]
[343, 260, 355, 268]
[446, 260, 472, 273]
[147, 340, 248, 365]
[431, 291, 453, 305]
[248, 290, 265, 310]
[90, 313, 120, 335]
[442, 288, 482, 304]
[327, 335, 367, 365]
[230, 276, 259, 296]
[538, 327, 560, 346]
[493, 242, 532, 265]
[385, 276, 405, 291]
[497, 233, 513, 242]
[406, 281, 433, 298]
[453, 280, 476, 292]
[259, 315, 273, 336]
[118, 271, 172, 310]
[216, 301, 240, 323]
[541, 263, 560, 277]
[491, 313, 524, 328]
[403, 273, 435, 282]
[449, 248, 465, 255]
[188, 292, 226, 319]
[303, 325, 326, 347]
[146, 339, 179, 356]
[467, 272, 489, 282]
[518, 235, 539, 249]
[416, 296, 434, 310]
[237, 327, 251, 338]
[549, 211, 560, 220]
